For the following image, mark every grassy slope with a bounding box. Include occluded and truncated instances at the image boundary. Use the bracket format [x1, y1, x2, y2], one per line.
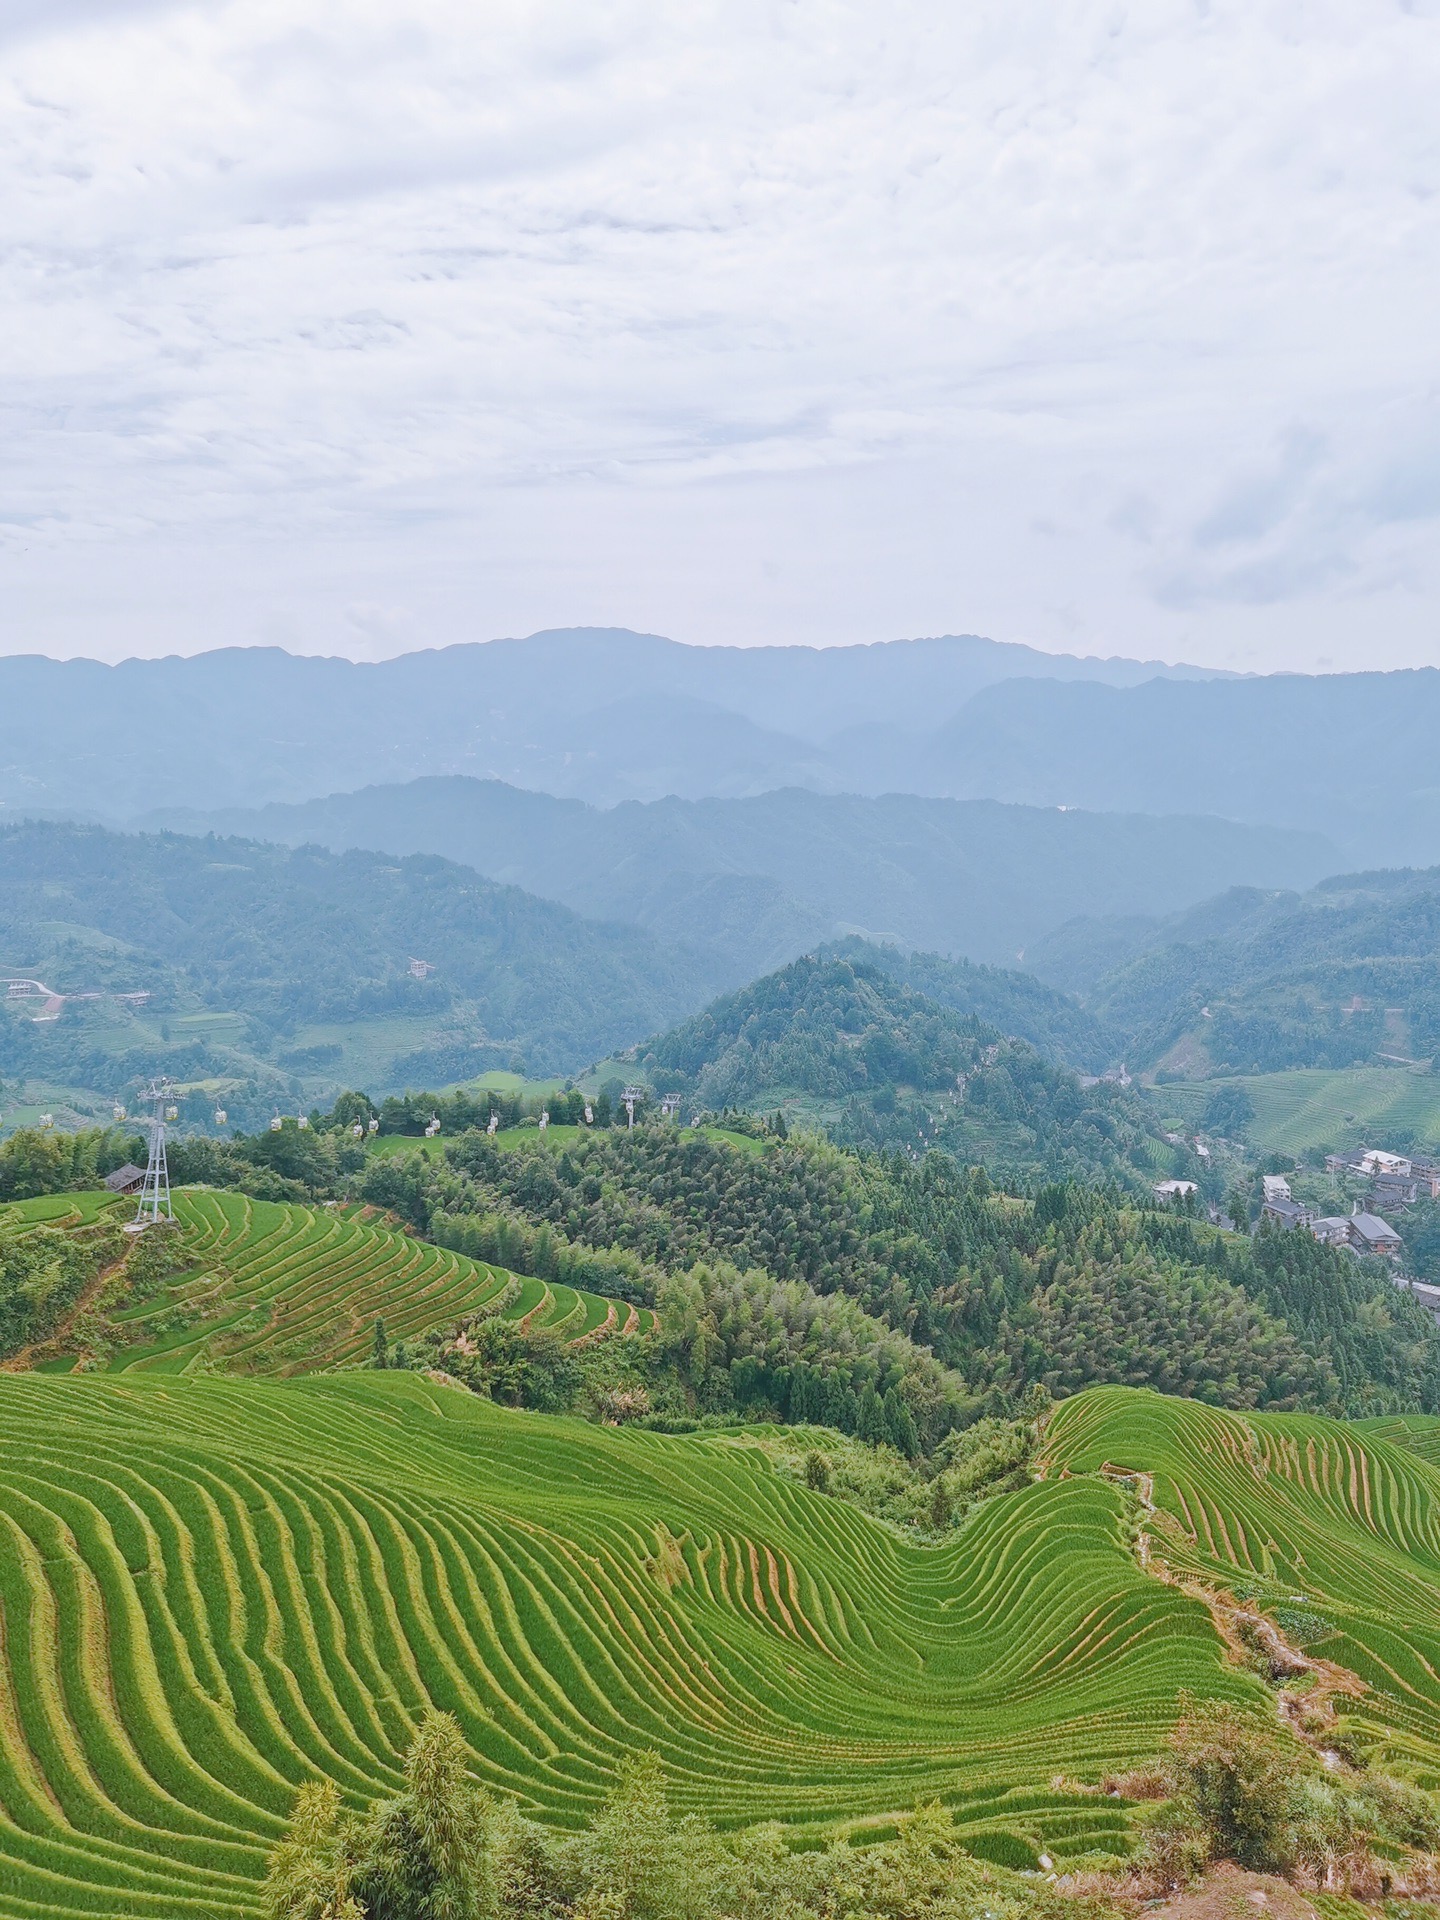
[1152, 1067, 1440, 1155]
[1, 1383, 1440, 1914]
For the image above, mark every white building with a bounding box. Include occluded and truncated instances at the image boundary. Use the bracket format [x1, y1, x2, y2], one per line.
[1359, 1150, 1411, 1178]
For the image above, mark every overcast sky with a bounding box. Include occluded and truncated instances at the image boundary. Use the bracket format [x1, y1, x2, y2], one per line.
[2, 0, 1438, 671]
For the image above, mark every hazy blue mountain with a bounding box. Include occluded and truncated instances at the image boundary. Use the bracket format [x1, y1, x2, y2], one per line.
[912, 670, 1440, 865]
[8, 634, 1438, 859]
[150, 775, 1338, 977]
[0, 628, 1220, 820]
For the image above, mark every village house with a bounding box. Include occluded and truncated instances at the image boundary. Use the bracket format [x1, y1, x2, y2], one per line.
[1347, 1207, 1404, 1258]
[1153, 1179, 1198, 1204]
[1312, 1215, 1355, 1248]
[103, 1163, 147, 1196]
[1263, 1195, 1318, 1231]
[1304, 1204, 1403, 1258]
[1360, 1149, 1412, 1177]
[1324, 1145, 1440, 1202]
[1373, 1172, 1420, 1208]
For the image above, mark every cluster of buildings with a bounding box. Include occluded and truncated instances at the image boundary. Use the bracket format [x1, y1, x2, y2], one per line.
[1323, 1148, 1440, 1207]
[1257, 1146, 1440, 1260]
[1259, 1182, 1403, 1258]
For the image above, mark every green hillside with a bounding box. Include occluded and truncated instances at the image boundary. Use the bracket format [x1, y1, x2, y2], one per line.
[12, 1106, 1440, 1419]
[0, 1188, 650, 1378]
[825, 937, 1117, 1072]
[2, 1379, 1440, 1914]
[1153, 1066, 1440, 1157]
[630, 951, 1167, 1188]
[0, 820, 713, 1122]
[1032, 868, 1440, 1089]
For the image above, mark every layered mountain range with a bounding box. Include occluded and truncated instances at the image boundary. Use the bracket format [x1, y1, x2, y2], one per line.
[149, 777, 1333, 981]
[8, 627, 1440, 865]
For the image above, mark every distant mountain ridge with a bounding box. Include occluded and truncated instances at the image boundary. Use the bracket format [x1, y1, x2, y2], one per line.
[150, 775, 1338, 978]
[904, 671, 1440, 865]
[0, 627, 1223, 819]
[7, 629, 1438, 860]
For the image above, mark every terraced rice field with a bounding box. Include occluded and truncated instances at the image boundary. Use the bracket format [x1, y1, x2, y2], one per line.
[0, 1192, 124, 1235]
[6, 1364, 1440, 1915]
[0, 1190, 650, 1376]
[1360, 1413, 1440, 1469]
[1049, 1389, 1440, 1782]
[0, 1376, 1241, 1917]
[1154, 1067, 1440, 1155]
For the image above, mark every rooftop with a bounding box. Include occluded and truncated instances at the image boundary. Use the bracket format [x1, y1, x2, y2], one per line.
[1351, 1210, 1401, 1242]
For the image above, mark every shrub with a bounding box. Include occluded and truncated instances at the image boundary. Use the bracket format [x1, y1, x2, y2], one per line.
[1164, 1694, 1306, 1873]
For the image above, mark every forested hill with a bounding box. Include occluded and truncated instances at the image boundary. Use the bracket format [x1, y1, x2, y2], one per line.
[823, 937, 1117, 1070]
[1031, 866, 1440, 1076]
[631, 950, 1163, 1186]
[424, 1125, 1440, 1417]
[0, 821, 713, 1096]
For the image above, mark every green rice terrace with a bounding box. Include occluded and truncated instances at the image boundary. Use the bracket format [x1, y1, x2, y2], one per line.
[2, 1379, 1440, 1915]
[1154, 1066, 1440, 1157]
[0, 1189, 652, 1377]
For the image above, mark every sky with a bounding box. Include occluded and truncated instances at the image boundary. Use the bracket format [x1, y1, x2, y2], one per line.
[2, 0, 1438, 672]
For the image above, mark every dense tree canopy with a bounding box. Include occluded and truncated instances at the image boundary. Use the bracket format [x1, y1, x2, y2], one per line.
[634, 953, 1169, 1188]
[430, 1124, 1440, 1418]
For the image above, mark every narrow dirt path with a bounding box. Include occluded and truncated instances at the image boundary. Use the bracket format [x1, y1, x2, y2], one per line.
[0, 1245, 133, 1372]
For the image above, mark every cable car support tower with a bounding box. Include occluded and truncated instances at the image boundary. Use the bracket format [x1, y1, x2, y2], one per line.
[127, 1079, 178, 1233]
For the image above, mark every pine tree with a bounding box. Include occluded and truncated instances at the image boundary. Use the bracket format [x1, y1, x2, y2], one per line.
[788, 1365, 816, 1424]
[837, 1383, 860, 1434]
[883, 1386, 919, 1457]
[372, 1318, 388, 1369]
[857, 1386, 888, 1448]
[820, 1372, 853, 1433]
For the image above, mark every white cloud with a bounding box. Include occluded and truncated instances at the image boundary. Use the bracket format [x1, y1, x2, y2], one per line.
[0, 0, 1437, 669]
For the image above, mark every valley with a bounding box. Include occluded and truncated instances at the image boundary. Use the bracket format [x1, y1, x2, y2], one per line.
[4, 632, 1440, 1920]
